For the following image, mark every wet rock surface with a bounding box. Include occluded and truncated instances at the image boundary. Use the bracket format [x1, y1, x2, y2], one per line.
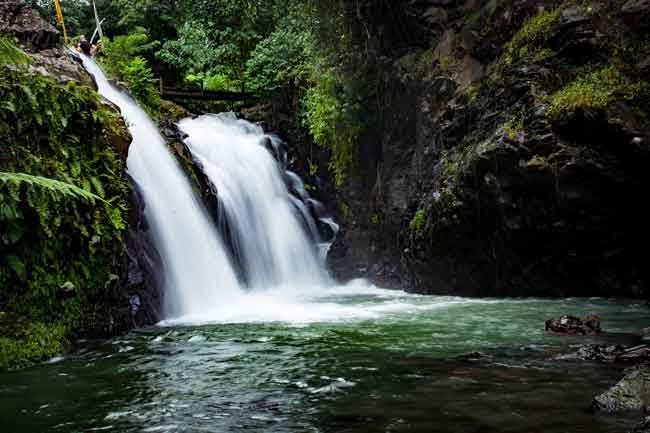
[631, 417, 650, 433]
[545, 314, 602, 335]
[0, 0, 58, 51]
[0, 0, 92, 85]
[121, 180, 164, 328]
[555, 344, 650, 363]
[324, 0, 650, 300]
[593, 365, 650, 413]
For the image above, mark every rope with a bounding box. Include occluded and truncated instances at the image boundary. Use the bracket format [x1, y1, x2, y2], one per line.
[53, 0, 68, 45]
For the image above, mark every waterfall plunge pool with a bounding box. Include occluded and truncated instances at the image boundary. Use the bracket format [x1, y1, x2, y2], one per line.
[1, 282, 647, 433]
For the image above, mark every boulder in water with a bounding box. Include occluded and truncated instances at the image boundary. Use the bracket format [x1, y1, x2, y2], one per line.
[555, 344, 650, 364]
[593, 365, 650, 413]
[545, 314, 602, 335]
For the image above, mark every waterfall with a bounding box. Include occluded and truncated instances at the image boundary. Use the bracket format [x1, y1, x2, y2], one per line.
[80, 56, 335, 323]
[80, 55, 241, 319]
[178, 114, 330, 290]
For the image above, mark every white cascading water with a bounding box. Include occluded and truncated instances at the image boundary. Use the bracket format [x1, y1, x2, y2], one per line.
[177, 114, 330, 290]
[80, 55, 345, 324]
[79, 55, 242, 319]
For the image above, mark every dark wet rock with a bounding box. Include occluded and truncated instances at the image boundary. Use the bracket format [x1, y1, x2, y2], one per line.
[459, 55, 484, 86]
[28, 48, 95, 86]
[121, 179, 164, 328]
[456, 351, 489, 361]
[545, 314, 602, 335]
[631, 416, 650, 433]
[556, 344, 650, 364]
[0, 0, 93, 86]
[621, 0, 650, 30]
[637, 57, 650, 75]
[555, 344, 625, 362]
[287, 0, 650, 299]
[593, 365, 650, 413]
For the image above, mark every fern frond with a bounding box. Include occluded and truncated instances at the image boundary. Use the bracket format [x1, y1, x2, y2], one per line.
[0, 172, 104, 203]
[0, 37, 31, 67]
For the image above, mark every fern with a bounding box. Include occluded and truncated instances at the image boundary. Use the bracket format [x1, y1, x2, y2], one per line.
[0, 37, 31, 67]
[0, 172, 103, 203]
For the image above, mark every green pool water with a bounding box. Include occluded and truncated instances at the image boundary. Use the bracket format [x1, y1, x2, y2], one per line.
[1, 284, 648, 432]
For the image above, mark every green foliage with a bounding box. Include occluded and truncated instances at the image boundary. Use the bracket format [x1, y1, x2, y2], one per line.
[410, 209, 426, 235]
[100, 31, 161, 112]
[157, 20, 221, 78]
[433, 189, 465, 230]
[112, 0, 185, 42]
[121, 57, 161, 110]
[439, 55, 455, 74]
[157, 0, 277, 91]
[246, 27, 313, 93]
[442, 158, 460, 180]
[340, 201, 350, 219]
[303, 68, 360, 186]
[398, 49, 435, 79]
[0, 319, 66, 371]
[503, 110, 525, 140]
[100, 28, 160, 116]
[467, 84, 480, 105]
[0, 37, 31, 67]
[0, 62, 130, 369]
[501, 8, 561, 67]
[547, 66, 642, 119]
[203, 73, 240, 92]
[102, 29, 161, 69]
[0, 172, 103, 203]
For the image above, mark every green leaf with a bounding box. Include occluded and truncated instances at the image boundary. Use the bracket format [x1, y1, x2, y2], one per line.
[7, 222, 24, 244]
[0, 172, 104, 203]
[7, 255, 26, 280]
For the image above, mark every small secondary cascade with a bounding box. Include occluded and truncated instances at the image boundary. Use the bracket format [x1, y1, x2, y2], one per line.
[178, 114, 332, 290]
[80, 55, 241, 319]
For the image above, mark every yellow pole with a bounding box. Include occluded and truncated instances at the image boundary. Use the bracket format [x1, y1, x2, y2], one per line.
[53, 0, 68, 45]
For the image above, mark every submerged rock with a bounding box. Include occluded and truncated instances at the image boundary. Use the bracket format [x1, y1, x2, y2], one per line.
[593, 365, 650, 413]
[555, 344, 650, 363]
[545, 314, 602, 335]
[455, 351, 489, 361]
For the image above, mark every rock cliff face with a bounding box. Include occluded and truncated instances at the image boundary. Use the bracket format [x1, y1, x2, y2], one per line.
[327, 0, 650, 298]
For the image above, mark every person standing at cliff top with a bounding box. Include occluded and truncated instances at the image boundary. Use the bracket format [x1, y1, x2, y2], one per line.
[78, 35, 92, 56]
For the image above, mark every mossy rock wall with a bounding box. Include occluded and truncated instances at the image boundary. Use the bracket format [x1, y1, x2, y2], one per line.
[325, 0, 650, 298]
[0, 36, 141, 370]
